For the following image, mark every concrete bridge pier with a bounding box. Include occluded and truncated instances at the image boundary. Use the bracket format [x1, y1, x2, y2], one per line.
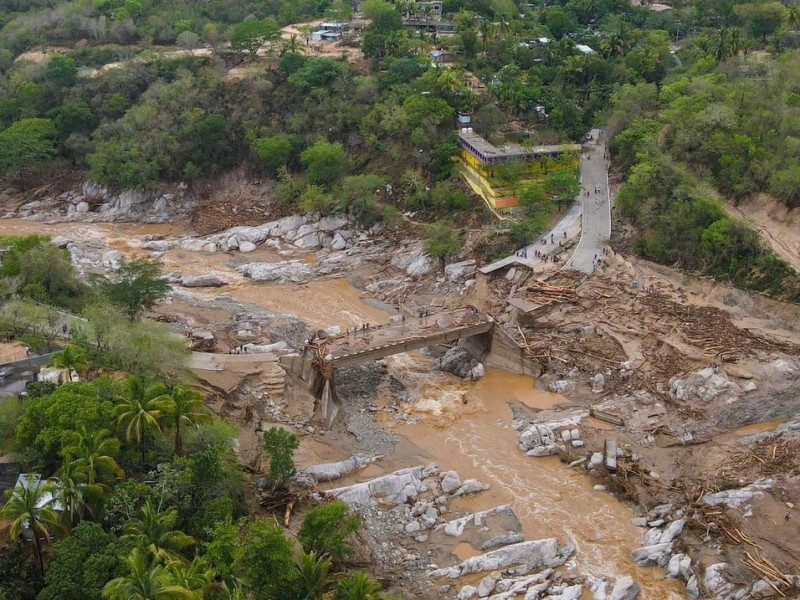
[279, 351, 341, 426]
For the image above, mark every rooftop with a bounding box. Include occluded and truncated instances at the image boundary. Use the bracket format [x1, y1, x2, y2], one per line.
[458, 130, 580, 160]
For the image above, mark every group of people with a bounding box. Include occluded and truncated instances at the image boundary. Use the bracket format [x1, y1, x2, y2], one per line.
[343, 323, 374, 337]
[593, 246, 613, 268]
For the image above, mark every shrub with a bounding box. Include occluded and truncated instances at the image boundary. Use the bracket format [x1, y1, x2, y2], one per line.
[299, 501, 360, 564]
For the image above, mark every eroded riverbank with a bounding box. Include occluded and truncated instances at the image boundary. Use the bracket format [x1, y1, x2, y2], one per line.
[6, 215, 796, 598]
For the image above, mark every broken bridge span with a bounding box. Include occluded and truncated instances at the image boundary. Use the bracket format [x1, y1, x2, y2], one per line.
[279, 308, 539, 425]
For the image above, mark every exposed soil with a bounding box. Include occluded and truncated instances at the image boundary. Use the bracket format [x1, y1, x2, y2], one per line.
[471, 251, 800, 596]
[725, 193, 800, 273]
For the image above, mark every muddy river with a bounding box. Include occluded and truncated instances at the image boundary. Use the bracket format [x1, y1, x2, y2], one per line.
[0, 219, 685, 597]
[377, 354, 685, 598]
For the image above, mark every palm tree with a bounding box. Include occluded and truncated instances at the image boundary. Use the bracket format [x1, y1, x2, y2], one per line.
[335, 571, 384, 600]
[478, 18, 493, 53]
[63, 427, 124, 485]
[436, 68, 463, 95]
[282, 33, 303, 55]
[163, 385, 210, 456]
[0, 476, 63, 572]
[50, 459, 103, 528]
[788, 4, 800, 29]
[49, 343, 89, 382]
[495, 16, 510, 40]
[167, 556, 214, 595]
[294, 551, 332, 600]
[116, 377, 174, 467]
[103, 549, 195, 600]
[123, 500, 195, 562]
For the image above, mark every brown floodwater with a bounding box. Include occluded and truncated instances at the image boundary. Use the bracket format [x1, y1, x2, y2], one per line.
[2, 217, 686, 596]
[0, 219, 389, 330]
[380, 353, 686, 598]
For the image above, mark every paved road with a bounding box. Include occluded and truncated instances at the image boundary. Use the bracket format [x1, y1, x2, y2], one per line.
[479, 202, 581, 274]
[568, 128, 612, 273]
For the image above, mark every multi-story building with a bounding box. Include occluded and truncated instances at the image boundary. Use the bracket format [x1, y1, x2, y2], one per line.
[456, 129, 581, 209]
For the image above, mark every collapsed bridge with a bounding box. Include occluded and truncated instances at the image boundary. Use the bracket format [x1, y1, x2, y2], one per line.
[280, 308, 533, 425]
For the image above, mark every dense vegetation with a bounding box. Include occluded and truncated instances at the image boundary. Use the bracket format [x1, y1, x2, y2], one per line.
[607, 53, 800, 300]
[0, 236, 389, 600]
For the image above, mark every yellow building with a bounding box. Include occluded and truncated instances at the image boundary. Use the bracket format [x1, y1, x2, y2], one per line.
[456, 130, 580, 209]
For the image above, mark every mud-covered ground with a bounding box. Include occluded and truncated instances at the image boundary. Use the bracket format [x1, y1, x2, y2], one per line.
[471, 252, 800, 597]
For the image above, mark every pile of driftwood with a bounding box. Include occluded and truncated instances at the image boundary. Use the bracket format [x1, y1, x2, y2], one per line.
[525, 279, 578, 306]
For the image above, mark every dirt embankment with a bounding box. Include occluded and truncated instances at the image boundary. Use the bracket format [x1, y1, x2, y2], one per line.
[725, 194, 800, 272]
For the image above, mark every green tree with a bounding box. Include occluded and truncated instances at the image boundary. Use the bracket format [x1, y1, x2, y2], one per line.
[544, 170, 580, 210]
[299, 501, 360, 565]
[163, 385, 210, 456]
[261, 427, 299, 488]
[768, 165, 800, 208]
[233, 519, 295, 599]
[44, 55, 78, 87]
[300, 184, 335, 214]
[335, 571, 384, 600]
[423, 222, 462, 266]
[0, 477, 63, 572]
[362, 0, 398, 22]
[733, 2, 785, 41]
[166, 556, 214, 595]
[123, 501, 195, 562]
[102, 549, 194, 600]
[301, 141, 348, 185]
[115, 377, 173, 467]
[15, 382, 116, 471]
[0, 118, 57, 182]
[96, 257, 170, 320]
[38, 522, 125, 600]
[251, 134, 293, 176]
[62, 426, 124, 485]
[49, 343, 89, 382]
[50, 458, 102, 528]
[17, 239, 86, 310]
[231, 18, 280, 59]
[292, 551, 332, 600]
[517, 182, 547, 210]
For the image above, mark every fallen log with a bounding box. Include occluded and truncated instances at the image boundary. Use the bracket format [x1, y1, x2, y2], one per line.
[590, 408, 624, 427]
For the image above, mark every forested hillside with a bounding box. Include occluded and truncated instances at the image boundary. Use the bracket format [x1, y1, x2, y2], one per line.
[608, 49, 800, 300]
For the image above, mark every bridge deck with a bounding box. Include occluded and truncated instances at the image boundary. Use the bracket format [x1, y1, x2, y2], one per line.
[314, 308, 493, 368]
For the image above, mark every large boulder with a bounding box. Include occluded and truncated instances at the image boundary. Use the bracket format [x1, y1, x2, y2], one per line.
[441, 504, 516, 537]
[428, 539, 574, 579]
[701, 478, 774, 507]
[237, 261, 315, 284]
[434, 346, 479, 379]
[669, 367, 740, 404]
[318, 215, 349, 232]
[440, 471, 462, 494]
[293, 231, 321, 249]
[180, 275, 227, 288]
[659, 519, 685, 544]
[143, 240, 177, 252]
[180, 238, 218, 253]
[327, 466, 424, 507]
[296, 455, 381, 484]
[630, 543, 673, 567]
[406, 254, 436, 275]
[445, 259, 476, 281]
[331, 231, 348, 251]
[609, 576, 640, 600]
